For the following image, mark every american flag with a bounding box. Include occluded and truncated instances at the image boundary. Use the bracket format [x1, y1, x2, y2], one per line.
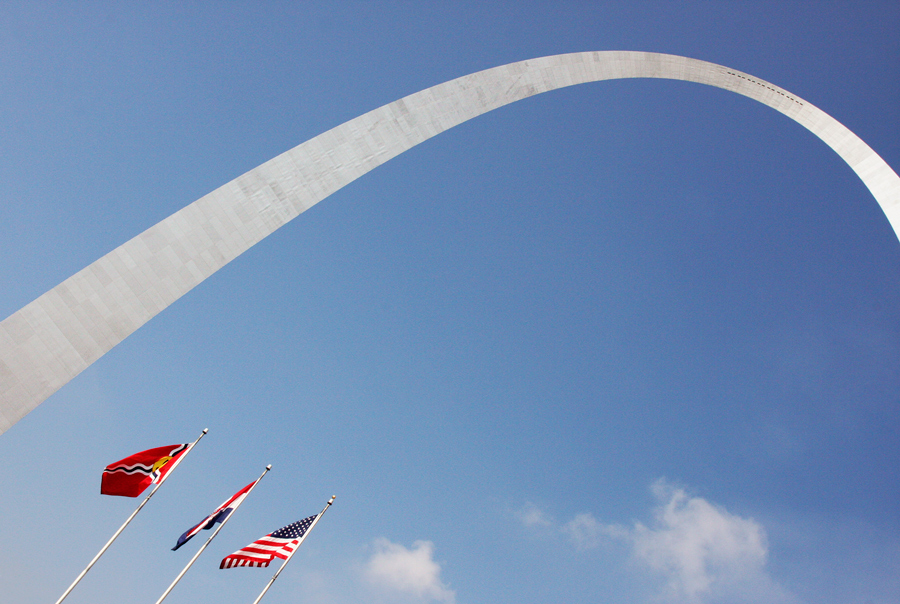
[220, 515, 318, 569]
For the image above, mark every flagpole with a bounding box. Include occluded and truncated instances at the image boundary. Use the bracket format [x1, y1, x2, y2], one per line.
[250, 495, 336, 604]
[154, 464, 272, 604]
[54, 428, 208, 604]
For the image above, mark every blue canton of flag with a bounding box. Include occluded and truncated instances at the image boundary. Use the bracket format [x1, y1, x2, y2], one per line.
[172, 481, 255, 551]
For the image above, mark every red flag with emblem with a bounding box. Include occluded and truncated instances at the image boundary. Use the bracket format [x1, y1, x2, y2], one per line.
[101, 444, 190, 497]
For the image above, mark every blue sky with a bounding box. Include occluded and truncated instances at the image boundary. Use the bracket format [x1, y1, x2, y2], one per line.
[1, 2, 899, 603]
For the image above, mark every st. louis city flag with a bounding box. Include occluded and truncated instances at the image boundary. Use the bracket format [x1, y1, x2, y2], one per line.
[220, 515, 317, 568]
[101, 444, 190, 497]
[172, 481, 256, 551]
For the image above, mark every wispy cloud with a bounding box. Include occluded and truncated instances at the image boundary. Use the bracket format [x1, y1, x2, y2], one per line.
[517, 480, 797, 603]
[516, 501, 554, 528]
[563, 511, 629, 549]
[364, 538, 456, 603]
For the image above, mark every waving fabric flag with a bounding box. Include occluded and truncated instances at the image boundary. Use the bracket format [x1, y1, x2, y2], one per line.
[173, 481, 256, 551]
[220, 515, 318, 569]
[101, 444, 190, 497]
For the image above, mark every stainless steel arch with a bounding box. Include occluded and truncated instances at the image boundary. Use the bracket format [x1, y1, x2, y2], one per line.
[1, 51, 898, 434]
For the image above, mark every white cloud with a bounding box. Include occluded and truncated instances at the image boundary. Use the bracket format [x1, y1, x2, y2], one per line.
[630, 480, 788, 603]
[563, 512, 628, 549]
[516, 501, 553, 528]
[364, 538, 455, 604]
[517, 481, 797, 603]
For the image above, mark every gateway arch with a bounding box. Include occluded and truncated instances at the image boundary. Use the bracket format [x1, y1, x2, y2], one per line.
[1, 51, 898, 434]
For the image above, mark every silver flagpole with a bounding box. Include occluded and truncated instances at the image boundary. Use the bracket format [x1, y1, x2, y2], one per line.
[154, 464, 272, 604]
[55, 428, 208, 604]
[250, 495, 336, 604]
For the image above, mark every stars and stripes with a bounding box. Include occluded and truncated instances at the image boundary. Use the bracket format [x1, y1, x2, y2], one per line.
[101, 444, 190, 498]
[220, 515, 318, 569]
[172, 481, 256, 551]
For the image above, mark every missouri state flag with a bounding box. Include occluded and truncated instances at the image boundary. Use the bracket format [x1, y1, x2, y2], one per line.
[101, 444, 190, 497]
[220, 515, 317, 568]
[172, 481, 256, 551]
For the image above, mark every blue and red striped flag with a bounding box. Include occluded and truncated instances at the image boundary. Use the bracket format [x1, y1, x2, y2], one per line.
[172, 482, 255, 551]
